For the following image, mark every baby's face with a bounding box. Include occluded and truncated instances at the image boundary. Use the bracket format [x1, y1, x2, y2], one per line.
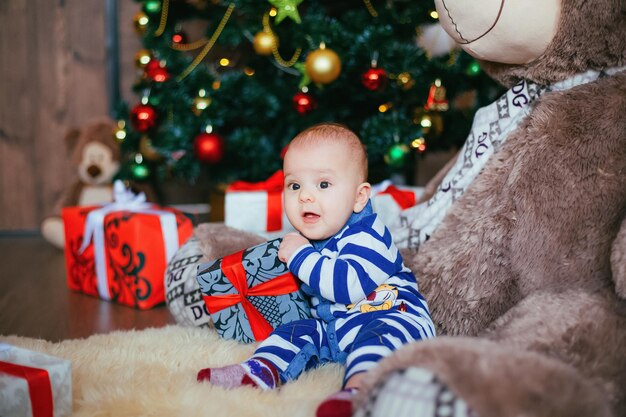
[283, 141, 366, 240]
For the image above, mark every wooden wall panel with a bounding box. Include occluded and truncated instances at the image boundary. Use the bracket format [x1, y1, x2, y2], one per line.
[119, 1, 142, 106]
[0, 0, 112, 231]
[0, 0, 40, 230]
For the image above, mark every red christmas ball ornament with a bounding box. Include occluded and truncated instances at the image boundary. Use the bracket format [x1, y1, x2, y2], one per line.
[130, 104, 158, 132]
[193, 132, 224, 164]
[293, 91, 316, 115]
[361, 67, 387, 91]
[145, 59, 170, 82]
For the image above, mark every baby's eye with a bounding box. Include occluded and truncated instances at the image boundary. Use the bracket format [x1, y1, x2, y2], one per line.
[319, 181, 330, 189]
[288, 183, 300, 191]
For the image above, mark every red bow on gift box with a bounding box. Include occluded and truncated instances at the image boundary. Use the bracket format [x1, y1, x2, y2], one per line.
[378, 185, 417, 210]
[0, 361, 53, 417]
[202, 249, 300, 341]
[227, 170, 284, 232]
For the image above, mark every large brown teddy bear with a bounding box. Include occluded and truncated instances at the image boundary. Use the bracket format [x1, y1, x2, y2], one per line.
[194, 0, 625, 415]
[351, 0, 626, 416]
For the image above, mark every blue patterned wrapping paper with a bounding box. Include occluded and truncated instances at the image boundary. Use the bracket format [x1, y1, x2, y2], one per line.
[196, 238, 312, 343]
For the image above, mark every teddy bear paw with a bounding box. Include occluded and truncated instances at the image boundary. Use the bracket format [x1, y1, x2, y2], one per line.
[354, 367, 477, 417]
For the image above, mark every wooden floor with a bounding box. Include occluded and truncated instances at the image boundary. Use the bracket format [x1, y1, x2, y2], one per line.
[0, 235, 175, 342]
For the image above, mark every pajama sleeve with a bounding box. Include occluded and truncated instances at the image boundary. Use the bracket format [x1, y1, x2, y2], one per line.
[287, 218, 404, 304]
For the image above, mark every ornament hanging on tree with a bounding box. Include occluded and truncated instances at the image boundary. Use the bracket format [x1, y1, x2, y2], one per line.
[130, 103, 158, 132]
[424, 78, 449, 112]
[131, 154, 151, 181]
[293, 90, 316, 115]
[305, 43, 342, 85]
[139, 136, 164, 161]
[362, 66, 387, 91]
[466, 60, 482, 77]
[269, 0, 303, 24]
[193, 132, 224, 164]
[384, 143, 410, 168]
[144, 59, 170, 83]
[143, 0, 162, 14]
[133, 11, 150, 35]
[253, 30, 279, 56]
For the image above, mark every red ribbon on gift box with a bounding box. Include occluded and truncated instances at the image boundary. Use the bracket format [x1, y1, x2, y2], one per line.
[227, 170, 284, 232]
[378, 185, 417, 210]
[202, 249, 300, 341]
[0, 360, 53, 417]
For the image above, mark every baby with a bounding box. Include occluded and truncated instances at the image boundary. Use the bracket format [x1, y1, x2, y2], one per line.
[198, 123, 435, 417]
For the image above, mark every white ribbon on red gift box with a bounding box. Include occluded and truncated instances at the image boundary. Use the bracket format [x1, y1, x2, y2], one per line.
[78, 181, 180, 301]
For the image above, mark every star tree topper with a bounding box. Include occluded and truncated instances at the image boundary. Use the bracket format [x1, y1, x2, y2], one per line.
[268, 0, 303, 24]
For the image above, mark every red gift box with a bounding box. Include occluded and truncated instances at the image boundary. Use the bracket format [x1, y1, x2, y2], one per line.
[62, 185, 193, 309]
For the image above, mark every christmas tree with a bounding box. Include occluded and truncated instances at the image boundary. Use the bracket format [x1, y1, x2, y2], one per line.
[116, 0, 502, 188]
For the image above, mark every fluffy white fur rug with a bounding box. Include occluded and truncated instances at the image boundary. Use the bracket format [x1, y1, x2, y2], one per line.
[1, 325, 344, 417]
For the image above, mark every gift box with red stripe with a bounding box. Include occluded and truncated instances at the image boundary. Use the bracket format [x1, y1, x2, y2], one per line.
[196, 238, 312, 343]
[62, 181, 194, 309]
[224, 171, 295, 239]
[0, 343, 72, 417]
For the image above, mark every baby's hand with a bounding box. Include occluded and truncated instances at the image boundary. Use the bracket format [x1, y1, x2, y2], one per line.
[278, 232, 309, 263]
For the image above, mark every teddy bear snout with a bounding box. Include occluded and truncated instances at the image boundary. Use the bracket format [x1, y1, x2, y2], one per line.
[87, 164, 102, 178]
[436, 0, 504, 45]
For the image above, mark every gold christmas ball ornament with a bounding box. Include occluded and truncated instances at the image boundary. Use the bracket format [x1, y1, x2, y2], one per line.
[139, 136, 164, 161]
[133, 11, 150, 35]
[253, 31, 278, 56]
[305, 45, 341, 85]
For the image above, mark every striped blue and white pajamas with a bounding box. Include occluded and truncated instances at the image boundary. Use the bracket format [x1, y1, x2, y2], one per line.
[252, 213, 435, 386]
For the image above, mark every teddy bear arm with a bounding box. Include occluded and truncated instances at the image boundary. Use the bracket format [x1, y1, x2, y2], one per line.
[355, 287, 626, 417]
[354, 336, 613, 417]
[194, 223, 266, 262]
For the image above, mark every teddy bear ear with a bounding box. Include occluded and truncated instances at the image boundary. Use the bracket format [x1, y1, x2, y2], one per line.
[64, 128, 82, 151]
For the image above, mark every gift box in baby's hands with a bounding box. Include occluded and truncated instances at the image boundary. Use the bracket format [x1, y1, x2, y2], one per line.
[0, 343, 72, 417]
[224, 170, 295, 239]
[62, 181, 194, 309]
[196, 238, 312, 343]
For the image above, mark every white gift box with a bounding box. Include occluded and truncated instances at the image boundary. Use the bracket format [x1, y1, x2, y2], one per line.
[224, 171, 295, 239]
[0, 343, 72, 417]
[225, 190, 295, 239]
[371, 181, 423, 228]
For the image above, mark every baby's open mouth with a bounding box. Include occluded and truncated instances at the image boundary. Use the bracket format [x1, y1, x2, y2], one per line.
[302, 212, 320, 223]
